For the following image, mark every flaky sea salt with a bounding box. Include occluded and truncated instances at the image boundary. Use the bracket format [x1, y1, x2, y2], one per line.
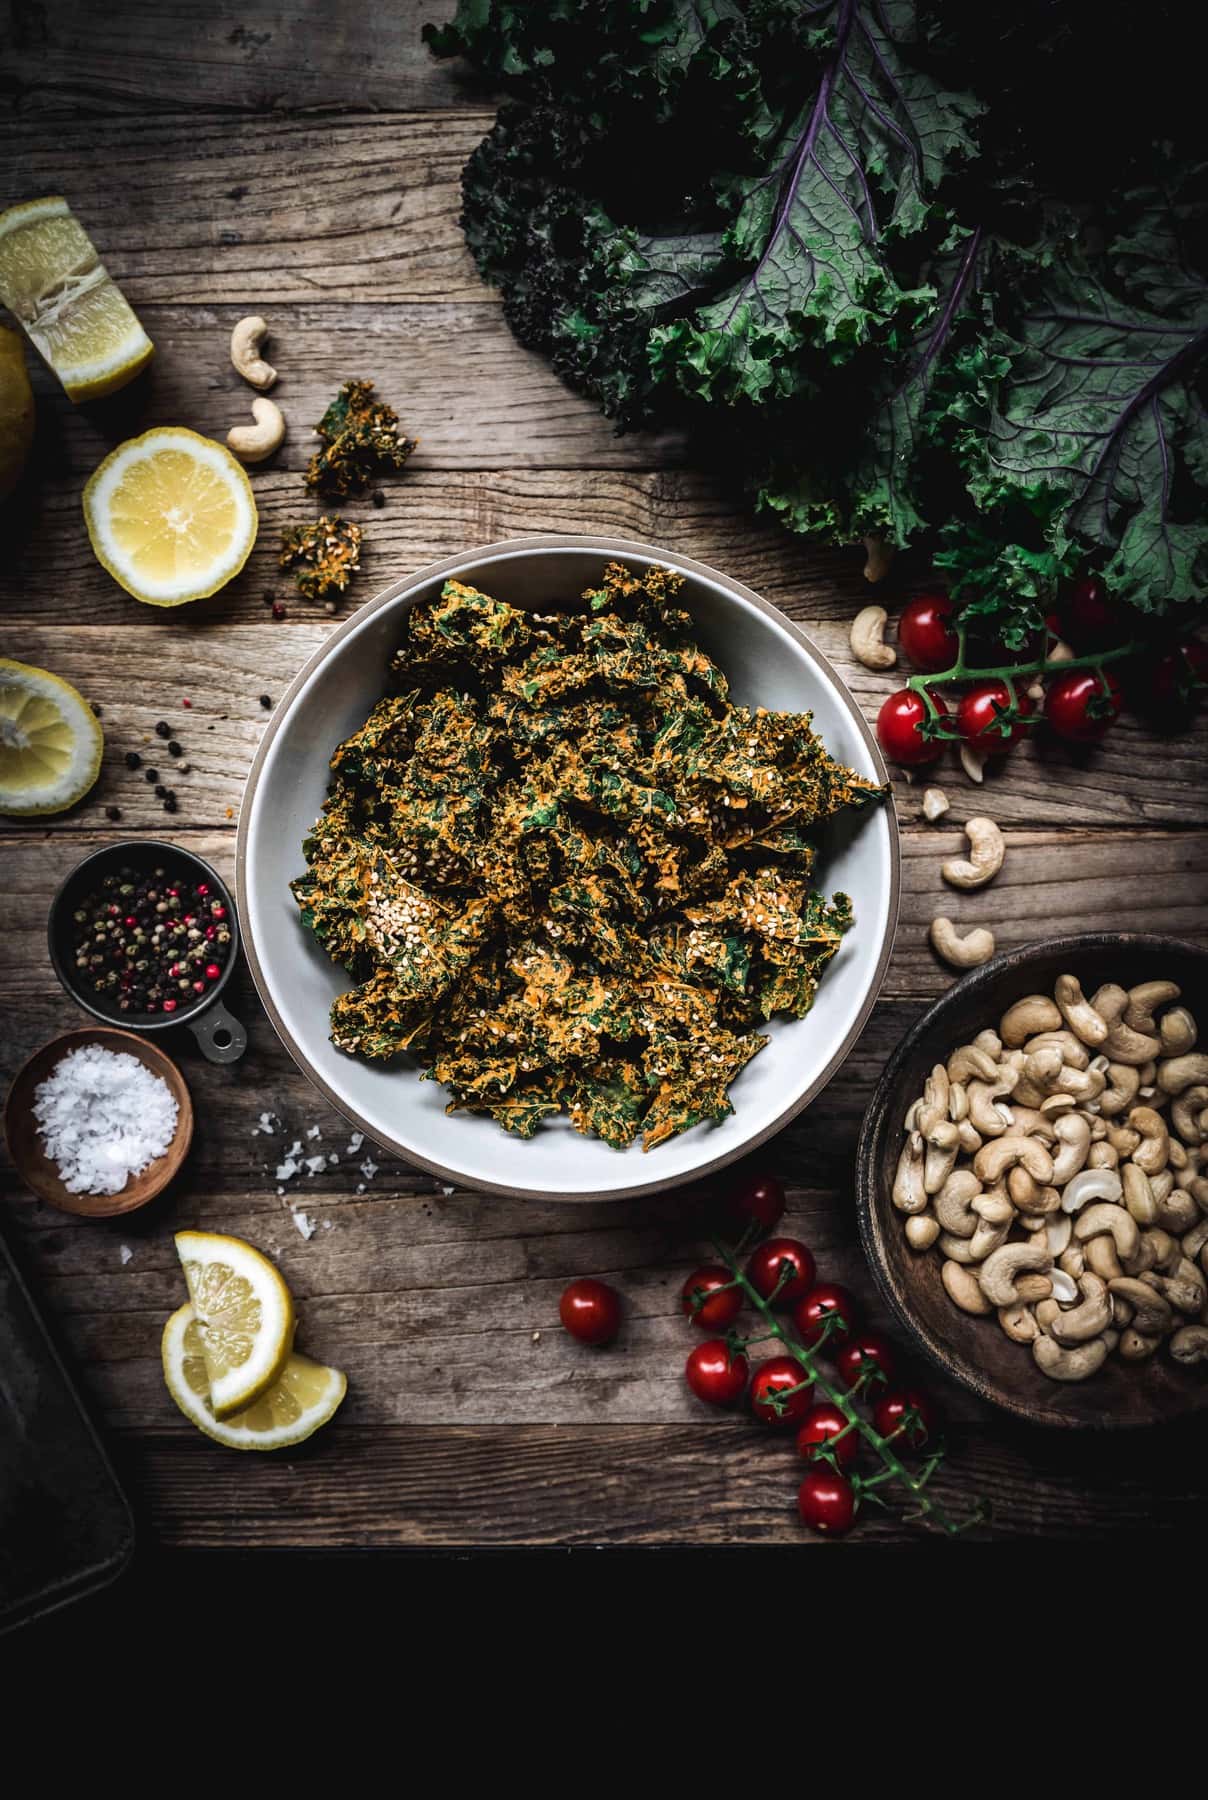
[33, 1044, 178, 1196]
[119, 1244, 134, 1266]
[291, 1208, 317, 1240]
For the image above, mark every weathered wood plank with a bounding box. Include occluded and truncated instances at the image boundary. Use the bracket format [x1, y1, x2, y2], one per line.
[119, 1421, 1206, 1545]
[3, 1, 477, 118]
[0, 116, 495, 304]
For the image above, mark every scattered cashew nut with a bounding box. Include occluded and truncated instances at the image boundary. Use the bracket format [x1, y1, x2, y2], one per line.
[849, 605, 896, 670]
[922, 786, 950, 822]
[930, 917, 995, 969]
[1033, 1334, 1108, 1382]
[227, 396, 286, 464]
[230, 314, 278, 390]
[941, 817, 1005, 891]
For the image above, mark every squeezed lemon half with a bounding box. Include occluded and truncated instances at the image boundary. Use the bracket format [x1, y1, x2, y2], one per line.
[162, 1303, 346, 1450]
[0, 196, 153, 402]
[0, 657, 103, 816]
[174, 1231, 296, 1418]
[84, 427, 258, 605]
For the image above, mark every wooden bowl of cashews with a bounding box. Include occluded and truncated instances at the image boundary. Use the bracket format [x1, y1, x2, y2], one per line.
[856, 934, 1208, 1428]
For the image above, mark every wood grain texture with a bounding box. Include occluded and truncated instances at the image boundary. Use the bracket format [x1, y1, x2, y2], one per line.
[4, 0, 1207, 1549]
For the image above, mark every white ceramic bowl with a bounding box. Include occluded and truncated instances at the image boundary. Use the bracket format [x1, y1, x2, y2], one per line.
[238, 537, 899, 1200]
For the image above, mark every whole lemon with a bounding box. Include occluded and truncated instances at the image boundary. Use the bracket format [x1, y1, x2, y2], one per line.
[0, 324, 35, 500]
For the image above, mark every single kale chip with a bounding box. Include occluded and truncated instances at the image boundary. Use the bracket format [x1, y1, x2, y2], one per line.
[293, 562, 886, 1152]
[280, 515, 363, 602]
[305, 380, 417, 498]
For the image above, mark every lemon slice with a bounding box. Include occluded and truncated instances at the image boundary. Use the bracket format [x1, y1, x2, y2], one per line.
[0, 197, 153, 402]
[84, 427, 258, 606]
[162, 1304, 346, 1450]
[173, 1231, 296, 1419]
[0, 658, 103, 816]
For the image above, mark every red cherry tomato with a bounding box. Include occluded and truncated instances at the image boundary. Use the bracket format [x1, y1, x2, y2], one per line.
[680, 1265, 742, 1332]
[833, 1330, 897, 1392]
[876, 689, 946, 767]
[792, 1282, 860, 1351]
[1044, 668, 1123, 742]
[745, 1238, 816, 1307]
[873, 1387, 938, 1452]
[559, 1278, 622, 1346]
[724, 1170, 786, 1235]
[796, 1402, 860, 1470]
[955, 679, 1035, 754]
[749, 1356, 812, 1427]
[797, 1468, 858, 1536]
[685, 1339, 749, 1407]
[898, 592, 959, 673]
[1137, 641, 1208, 715]
[1061, 576, 1124, 649]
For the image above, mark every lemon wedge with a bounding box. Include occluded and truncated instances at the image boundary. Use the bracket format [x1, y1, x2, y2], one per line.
[173, 1231, 296, 1419]
[0, 658, 103, 816]
[162, 1304, 346, 1450]
[0, 196, 153, 402]
[84, 427, 257, 606]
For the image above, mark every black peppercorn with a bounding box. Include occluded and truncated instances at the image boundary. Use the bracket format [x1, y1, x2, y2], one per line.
[259, 694, 272, 709]
[155, 720, 171, 738]
[371, 490, 386, 509]
[168, 741, 182, 756]
[125, 751, 141, 770]
[155, 784, 167, 798]
[145, 768, 158, 783]
[105, 805, 121, 820]
[163, 797, 178, 813]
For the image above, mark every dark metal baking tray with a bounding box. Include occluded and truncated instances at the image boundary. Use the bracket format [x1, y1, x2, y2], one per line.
[0, 1225, 134, 1632]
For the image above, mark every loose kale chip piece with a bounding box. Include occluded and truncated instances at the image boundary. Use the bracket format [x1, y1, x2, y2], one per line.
[280, 515, 363, 601]
[306, 380, 417, 498]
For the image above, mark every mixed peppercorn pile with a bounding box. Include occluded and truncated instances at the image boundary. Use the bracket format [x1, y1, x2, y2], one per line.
[71, 863, 233, 1015]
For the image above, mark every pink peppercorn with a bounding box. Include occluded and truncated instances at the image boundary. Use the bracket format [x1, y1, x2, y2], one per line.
[205, 962, 221, 980]
[161, 998, 177, 1013]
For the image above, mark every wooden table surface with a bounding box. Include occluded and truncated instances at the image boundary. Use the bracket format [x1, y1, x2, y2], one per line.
[3, 1, 1207, 1548]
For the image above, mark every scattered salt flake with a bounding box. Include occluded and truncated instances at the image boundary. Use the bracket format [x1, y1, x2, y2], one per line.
[276, 1186, 285, 1196]
[304, 1154, 327, 1175]
[359, 1158, 378, 1180]
[306, 1125, 322, 1141]
[291, 1208, 316, 1240]
[275, 1158, 299, 1181]
[439, 1183, 455, 1196]
[531, 1330, 540, 1343]
[119, 1244, 134, 1266]
[322, 1219, 333, 1231]
[286, 1139, 302, 1158]
[347, 1132, 364, 1154]
[356, 1183, 365, 1194]
[328, 1152, 338, 1164]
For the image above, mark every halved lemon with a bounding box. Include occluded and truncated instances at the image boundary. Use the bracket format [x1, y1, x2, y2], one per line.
[84, 427, 257, 606]
[162, 1304, 346, 1450]
[0, 196, 153, 402]
[174, 1231, 296, 1419]
[0, 658, 103, 816]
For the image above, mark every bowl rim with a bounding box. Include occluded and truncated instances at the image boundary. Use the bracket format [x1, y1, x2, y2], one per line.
[236, 532, 900, 1201]
[855, 930, 1208, 1429]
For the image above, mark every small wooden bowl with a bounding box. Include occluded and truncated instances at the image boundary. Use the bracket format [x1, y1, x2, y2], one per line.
[4, 1028, 194, 1218]
[856, 934, 1208, 1430]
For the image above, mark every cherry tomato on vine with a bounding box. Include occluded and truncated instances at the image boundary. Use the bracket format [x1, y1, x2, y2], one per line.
[685, 1339, 749, 1406]
[722, 1170, 786, 1235]
[955, 679, 1035, 755]
[833, 1330, 897, 1392]
[796, 1401, 860, 1470]
[874, 1388, 938, 1452]
[1044, 668, 1123, 742]
[749, 1356, 812, 1427]
[559, 1278, 622, 1346]
[1061, 576, 1124, 649]
[797, 1468, 858, 1536]
[745, 1237, 816, 1307]
[1135, 641, 1208, 716]
[680, 1265, 743, 1332]
[898, 592, 959, 673]
[792, 1281, 860, 1350]
[876, 688, 947, 767]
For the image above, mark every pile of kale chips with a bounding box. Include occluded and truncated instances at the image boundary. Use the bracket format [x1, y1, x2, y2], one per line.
[427, 0, 1206, 646]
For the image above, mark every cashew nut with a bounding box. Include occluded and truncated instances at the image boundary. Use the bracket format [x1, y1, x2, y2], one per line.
[933, 1169, 982, 1237]
[1158, 1053, 1208, 1096]
[1098, 1062, 1141, 1118]
[1118, 1328, 1161, 1362]
[1169, 1325, 1208, 1365]
[942, 1259, 993, 1316]
[1088, 1142, 1119, 1170]
[230, 314, 278, 390]
[1053, 974, 1110, 1048]
[227, 396, 286, 464]
[1107, 1278, 1173, 1337]
[1000, 995, 1064, 1047]
[930, 917, 996, 969]
[1046, 1213, 1072, 1257]
[966, 1080, 1015, 1139]
[923, 1119, 960, 1195]
[1049, 1112, 1092, 1185]
[978, 1239, 1052, 1307]
[1049, 1274, 1112, 1345]
[892, 1133, 927, 1214]
[947, 1044, 1001, 1085]
[999, 1303, 1039, 1343]
[1033, 1334, 1109, 1382]
[974, 1136, 1055, 1187]
[1025, 1030, 1091, 1071]
[1047, 1267, 1079, 1304]
[1155, 1258, 1206, 1315]
[1128, 1106, 1170, 1175]
[904, 1214, 940, 1251]
[1103, 1016, 1162, 1067]
[941, 817, 1005, 890]
[1016, 1272, 1054, 1301]
[1159, 1007, 1197, 1057]
[1060, 1167, 1123, 1214]
[1121, 1161, 1157, 1226]
[1180, 1216, 1208, 1262]
[1124, 980, 1180, 1037]
[1157, 1187, 1198, 1234]
[849, 605, 896, 670]
[1106, 1121, 1142, 1158]
[1085, 1234, 1124, 1283]
[1171, 1085, 1208, 1146]
[922, 786, 950, 822]
[1074, 1204, 1140, 1263]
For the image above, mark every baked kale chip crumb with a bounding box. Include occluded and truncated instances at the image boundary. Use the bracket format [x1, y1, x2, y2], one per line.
[305, 379, 417, 498]
[279, 515, 363, 601]
[293, 562, 886, 1151]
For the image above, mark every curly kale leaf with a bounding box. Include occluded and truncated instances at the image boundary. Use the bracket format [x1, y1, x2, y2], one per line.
[957, 267, 1208, 611]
